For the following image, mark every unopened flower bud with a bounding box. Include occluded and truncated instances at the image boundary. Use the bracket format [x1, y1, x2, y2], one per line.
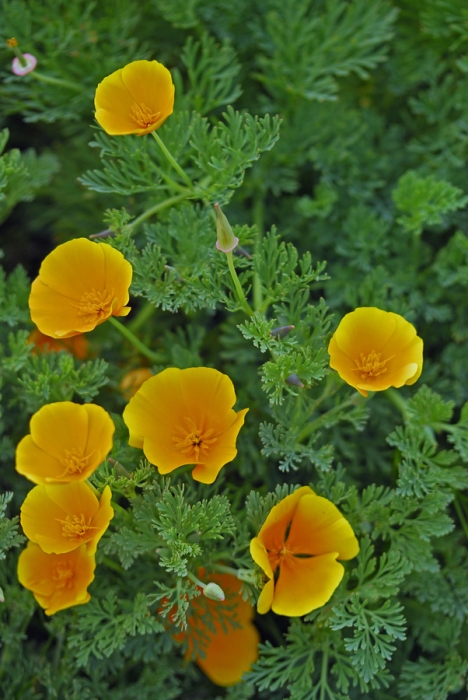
[7, 38, 37, 75]
[202, 581, 225, 602]
[0, 586, 4, 603]
[271, 325, 295, 339]
[215, 203, 239, 253]
[286, 373, 304, 388]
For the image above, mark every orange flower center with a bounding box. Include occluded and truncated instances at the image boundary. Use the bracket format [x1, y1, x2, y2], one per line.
[57, 514, 96, 544]
[52, 560, 74, 589]
[173, 417, 217, 462]
[130, 102, 161, 129]
[77, 289, 113, 320]
[353, 350, 392, 379]
[59, 448, 89, 476]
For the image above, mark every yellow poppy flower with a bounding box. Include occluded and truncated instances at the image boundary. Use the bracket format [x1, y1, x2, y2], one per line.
[29, 238, 132, 339]
[15, 401, 115, 485]
[174, 571, 259, 686]
[94, 60, 175, 136]
[250, 486, 359, 617]
[20, 482, 114, 555]
[28, 329, 90, 359]
[328, 307, 423, 397]
[17, 542, 95, 615]
[122, 367, 248, 484]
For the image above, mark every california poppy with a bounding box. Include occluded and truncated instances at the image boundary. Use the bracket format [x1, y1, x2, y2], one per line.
[174, 571, 259, 686]
[250, 486, 359, 617]
[123, 367, 248, 484]
[94, 60, 175, 136]
[17, 542, 95, 615]
[29, 238, 132, 338]
[20, 482, 113, 555]
[328, 307, 423, 397]
[16, 401, 115, 485]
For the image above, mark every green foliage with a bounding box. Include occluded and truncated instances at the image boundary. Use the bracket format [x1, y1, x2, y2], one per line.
[68, 590, 164, 667]
[0, 492, 23, 560]
[256, 0, 398, 102]
[0, 128, 58, 224]
[392, 170, 468, 235]
[3, 0, 468, 698]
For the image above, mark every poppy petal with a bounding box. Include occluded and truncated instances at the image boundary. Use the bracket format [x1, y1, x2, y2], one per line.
[273, 552, 344, 616]
[286, 494, 359, 560]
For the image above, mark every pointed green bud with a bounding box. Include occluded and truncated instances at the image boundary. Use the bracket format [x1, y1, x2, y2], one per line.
[215, 203, 239, 253]
[202, 581, 225, 602]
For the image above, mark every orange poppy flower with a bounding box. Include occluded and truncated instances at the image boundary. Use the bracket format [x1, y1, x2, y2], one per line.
[94, 60, 175, 136]
[176, 572, 259, 686]
[28, 329, 89, 359]
[29, 238, 132, 339]
[328, 307, 423, 397]
[17, 542, 95, 615]
[119, 367, 153, 400]
[15, 401, 115, 485]
[250, 486, 359, 617]
[122, 367, 248, 484]
[20, 482, 113, 555]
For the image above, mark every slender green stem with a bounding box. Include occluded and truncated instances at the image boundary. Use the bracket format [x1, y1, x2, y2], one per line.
[298, 396, 361, 442]
[385, 387, 410, 420]
[454, 495, 468, 542]
[226, 251, 254, 315]
[31, 71, 82, 92]
[187, 571, 206, 589]
[320, 651, 329, 700]
[127, 301, 156, 334]
[102, 555, 125, 574]
[151, 131, 194, 191]
[129, 193, 190, 231]
[213, 564, 256, 583]
[108, 316, 164, 363]
[252, 193, 265, 312]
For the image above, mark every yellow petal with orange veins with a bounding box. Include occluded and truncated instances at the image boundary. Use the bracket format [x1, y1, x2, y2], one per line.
[257, 486, 315, 554]
[273, 552, 344, 617]
[286, 494, 360, 560]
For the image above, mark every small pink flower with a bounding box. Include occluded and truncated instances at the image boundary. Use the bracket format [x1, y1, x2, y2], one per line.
[12, 54, 37, 76]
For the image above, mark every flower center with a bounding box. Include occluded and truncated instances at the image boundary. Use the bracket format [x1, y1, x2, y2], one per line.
[59, 448, 89, 476]
[77, 289, 113, 320]
[353, 350, 392, 379]
[130, 102, 160, 129]
[57, 514, 96, 545]
[52, 560, 74, 589]
[173, 417, 217, 462]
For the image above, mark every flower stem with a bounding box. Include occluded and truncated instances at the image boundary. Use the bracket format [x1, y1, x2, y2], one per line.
[298, 394, 365, 441]
[319, 651, 329, 700]
[253, 192, 264, 312]
[454, 494, 468, 542]
[213, 564, 256, 583]
[151, 131, 194, 191]
[127, 301, 156, 334]
[129, 193, 190, 231]
[31, 71, 83, 92]
[385, 387, 410, 420]
[226, 251, 254, 315]
[108, 316, 164, 363]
